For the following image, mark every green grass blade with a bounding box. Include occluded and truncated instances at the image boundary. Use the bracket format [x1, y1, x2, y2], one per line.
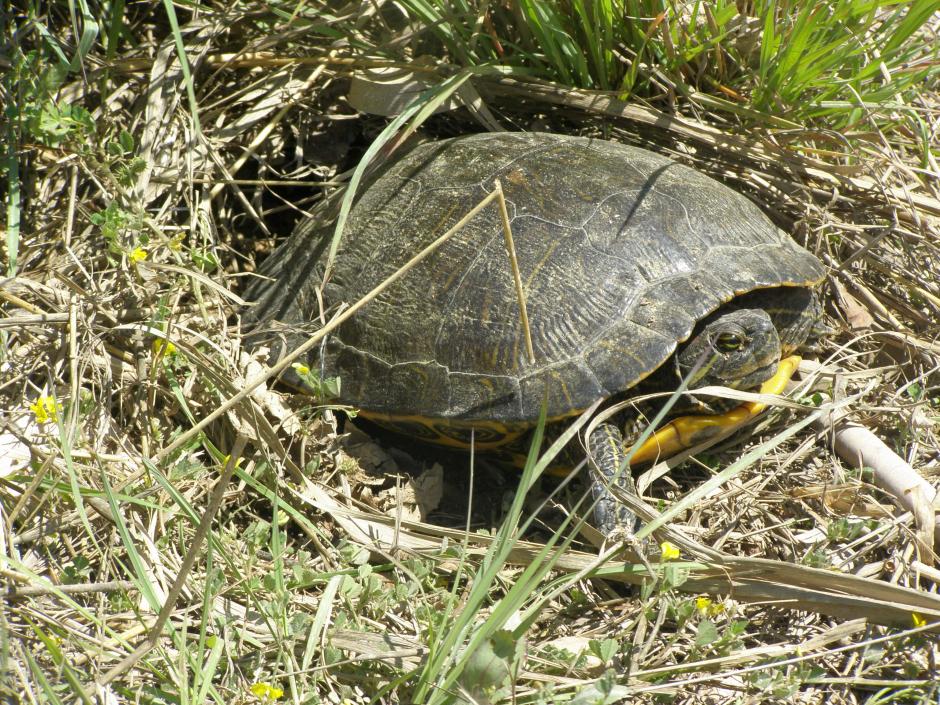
[24, 618, 94, 705]
[323, 70, 472, 283]
[100, 467, 163, 612]
[878, 0, 940, 55]
[161, 0, 202, 136]
[68, 0, 100, 71]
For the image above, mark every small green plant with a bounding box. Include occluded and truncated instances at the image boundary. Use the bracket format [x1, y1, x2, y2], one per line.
[827, 517, 880, 542]
[104, 129, 147, 187]
[802, 547, 832, 568]
[90, 201, 148, 261]
[640, 541, 691, 600]
[748, 661, 824, 698]
[904, 382, 924, 402]
[587, 638, 620, 666]
[27, 99, 95, 148]
[291, 362, 342, 400]
[7, 49, 92, 148]
[692, 616, 749, 657]
[535, 643, 591, 674]
[61, 556, 92, 584]
[458, 630, 522, 703]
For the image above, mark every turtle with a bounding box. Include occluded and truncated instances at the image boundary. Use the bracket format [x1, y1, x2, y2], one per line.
[242, 131, 826, 536]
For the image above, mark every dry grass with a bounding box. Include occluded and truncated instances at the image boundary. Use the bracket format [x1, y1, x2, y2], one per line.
[2, 2, 940, 703]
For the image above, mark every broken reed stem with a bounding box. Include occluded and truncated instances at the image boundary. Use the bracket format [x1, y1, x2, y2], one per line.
[154, 187, 505, 464]
[493, 179, 536, 365]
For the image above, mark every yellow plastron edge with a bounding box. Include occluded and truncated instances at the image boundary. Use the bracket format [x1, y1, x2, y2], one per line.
[626, 355, 802, 465]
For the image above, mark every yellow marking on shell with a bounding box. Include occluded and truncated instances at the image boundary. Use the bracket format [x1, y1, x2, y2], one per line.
[432, 203, 464, 291]
[434, 202, 460, 236]
[480, 291, 494, 324]
[439, 262, 464, 293]
[593, 337, 651, 365]
[524, 239, 561, 291]
[505, 167, 527, 186]
[548, 370, 575, 411]
[486, 346, 499, 369]
[627, 355, 801, 465]
[572, 183, 600, 203]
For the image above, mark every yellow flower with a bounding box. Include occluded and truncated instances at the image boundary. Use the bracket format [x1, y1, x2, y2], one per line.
[129, 247, 148, 262]
[660, 541, 680, 561]
[30, 396, 62, 424]
[912, 613, 927, 628]
[292, 362, 310, 376]
[221, 454, 242, 468]
[152, 339, 177, 357]
[695, 596, 726, 616]
[249, 682, 284, 701]
[168, 232, 185, 251]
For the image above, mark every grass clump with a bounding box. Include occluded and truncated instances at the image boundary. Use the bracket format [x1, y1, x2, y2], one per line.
[393, 0, 939, 127]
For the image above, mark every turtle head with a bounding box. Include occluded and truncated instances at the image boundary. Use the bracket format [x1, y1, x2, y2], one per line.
[676, 308, 781, 394]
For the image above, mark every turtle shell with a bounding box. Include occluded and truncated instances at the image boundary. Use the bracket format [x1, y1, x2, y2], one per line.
[245, 132, 824, 426]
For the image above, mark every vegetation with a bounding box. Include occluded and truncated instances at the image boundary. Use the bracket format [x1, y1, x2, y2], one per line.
[2, 1, 939, 703]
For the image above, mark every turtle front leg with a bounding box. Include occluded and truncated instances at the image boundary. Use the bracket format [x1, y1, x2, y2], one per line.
[587, 423, 641, 538]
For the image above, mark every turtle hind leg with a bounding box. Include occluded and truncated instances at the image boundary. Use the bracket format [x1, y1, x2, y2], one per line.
[588, 423, 640, 538]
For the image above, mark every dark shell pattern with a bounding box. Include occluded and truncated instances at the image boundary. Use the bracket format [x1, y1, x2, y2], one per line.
[254, 132, 825, 423]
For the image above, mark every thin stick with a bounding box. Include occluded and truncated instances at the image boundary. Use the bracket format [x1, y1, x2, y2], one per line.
[154, 187, 504, 464]
[4, 580, 136, 599]
[493, 179, 536, 364]
[0, 313, 70, 327]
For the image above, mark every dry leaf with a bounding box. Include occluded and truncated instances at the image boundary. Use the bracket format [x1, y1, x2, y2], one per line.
[833, 279, 875, 330]
[348, 61, 460, 117]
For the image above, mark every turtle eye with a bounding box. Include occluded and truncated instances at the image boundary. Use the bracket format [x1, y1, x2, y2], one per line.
[714, 331, 746, 353]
